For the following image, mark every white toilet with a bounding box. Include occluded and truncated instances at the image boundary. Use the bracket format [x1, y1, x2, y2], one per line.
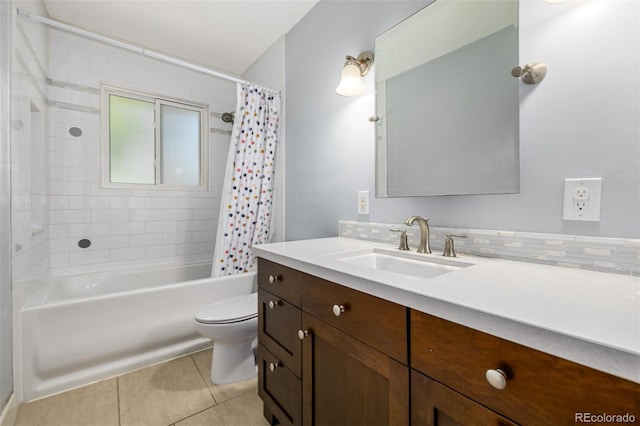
[194, 292, 258, 385]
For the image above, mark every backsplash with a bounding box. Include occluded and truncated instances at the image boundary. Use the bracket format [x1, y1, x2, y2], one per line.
[339, 220, 640, 276]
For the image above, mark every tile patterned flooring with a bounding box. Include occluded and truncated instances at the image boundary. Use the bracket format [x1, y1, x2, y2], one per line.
[14, 349, 270, 426]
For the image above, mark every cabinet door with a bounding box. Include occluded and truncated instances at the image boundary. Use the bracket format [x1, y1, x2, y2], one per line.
[412, 370, 519, 426]
[301, 312, 409, 426]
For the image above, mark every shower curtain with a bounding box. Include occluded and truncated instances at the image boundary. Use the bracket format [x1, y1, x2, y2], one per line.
[212, 83, 281, 277]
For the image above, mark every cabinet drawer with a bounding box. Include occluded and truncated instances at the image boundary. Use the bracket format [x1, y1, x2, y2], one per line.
[258, 258, 301, 306]
[302, 276, 407, 364]
[258, 344, 301, 426]
[258, 288, 302, 376]
[411, 310, 640, 425]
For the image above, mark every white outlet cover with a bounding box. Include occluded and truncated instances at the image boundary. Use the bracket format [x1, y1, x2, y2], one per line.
[357, 190, 370, 215]
[562, 178, 602, 221]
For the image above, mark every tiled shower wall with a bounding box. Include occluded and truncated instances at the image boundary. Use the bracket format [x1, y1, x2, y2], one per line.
[11, 2, 50, 284]
[12, 7, 237, 281]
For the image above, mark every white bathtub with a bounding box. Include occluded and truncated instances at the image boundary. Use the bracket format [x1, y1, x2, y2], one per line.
[20, 262, 256, 401]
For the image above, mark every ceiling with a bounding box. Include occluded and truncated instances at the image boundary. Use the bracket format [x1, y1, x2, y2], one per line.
[41, 0, 319, 76]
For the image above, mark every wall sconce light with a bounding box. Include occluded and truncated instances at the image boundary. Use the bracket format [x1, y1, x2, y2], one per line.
[511, 63, 548, 84]
[336, 51, 374, 96]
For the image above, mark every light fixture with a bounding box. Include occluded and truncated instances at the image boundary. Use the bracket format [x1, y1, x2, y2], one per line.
[511, 63, 548, 84]
[336, 51, 374, 96]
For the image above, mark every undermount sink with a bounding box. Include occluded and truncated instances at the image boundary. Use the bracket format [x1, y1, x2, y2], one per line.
[332, 248, 472, 279]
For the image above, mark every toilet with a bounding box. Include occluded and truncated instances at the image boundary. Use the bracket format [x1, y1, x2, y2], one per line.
[194, 292, 258, 385]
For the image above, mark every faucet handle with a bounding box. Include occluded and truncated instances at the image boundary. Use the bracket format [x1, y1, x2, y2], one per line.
[390, 229, 410, 251]
[442, 233, 468, 257]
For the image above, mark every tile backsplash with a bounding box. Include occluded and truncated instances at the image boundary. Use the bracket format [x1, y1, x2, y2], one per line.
[339, 220, 640, 276]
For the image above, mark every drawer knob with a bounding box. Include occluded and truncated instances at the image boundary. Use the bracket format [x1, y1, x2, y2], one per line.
[268, 300, 282, 310]
[268, 274, 280, 284]
[332, 304, 346, 317]
[298, 329, 309, 340]
[485, 369, 508, 390]
[269, 361, 282, 372]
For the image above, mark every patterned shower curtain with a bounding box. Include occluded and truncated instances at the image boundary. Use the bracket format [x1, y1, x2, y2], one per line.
[212, 83, 281, 277]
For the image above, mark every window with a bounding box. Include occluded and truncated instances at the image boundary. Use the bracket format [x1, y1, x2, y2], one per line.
[101, 84, 208, 190]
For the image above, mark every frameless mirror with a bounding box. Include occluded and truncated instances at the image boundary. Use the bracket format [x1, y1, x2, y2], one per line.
[375, 0, 519, 197]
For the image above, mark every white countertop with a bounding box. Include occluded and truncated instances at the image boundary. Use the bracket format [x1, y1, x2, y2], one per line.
[253, 237, 640, 383]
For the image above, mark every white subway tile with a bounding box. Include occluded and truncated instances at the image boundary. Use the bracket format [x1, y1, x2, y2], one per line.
[91, 235, 129, 249]
[162, 209, 192, 221]
[110, 222, 147, 235]
[48, 210, 91, 224]
[146, 221, 177, 234]
[69, 249, 111, 266]
[48, 224, 70, 238]
[129, 233, 163, 247]
[129, 209, 163, 222]
[50, 265, 93, 277]
[48, 195, 69, 210]
[162, 232, 191, 244]
[50, 252, 70, 268]
[68, 222, 111, 238]
[49, 237, 81, 253]
[91, 209, 129, 223]
[146, 244, 177, 258]
[110, 247, 146, 262]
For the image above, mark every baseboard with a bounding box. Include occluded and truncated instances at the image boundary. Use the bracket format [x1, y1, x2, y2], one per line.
[0, 392, 19, 426]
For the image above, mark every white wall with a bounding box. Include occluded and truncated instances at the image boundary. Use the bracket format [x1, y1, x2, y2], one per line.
[243, 36, 286, 243]
[284, 0, 640, 240]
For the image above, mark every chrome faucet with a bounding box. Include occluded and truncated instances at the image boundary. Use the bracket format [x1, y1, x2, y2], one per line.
[403, 215, 431, 254]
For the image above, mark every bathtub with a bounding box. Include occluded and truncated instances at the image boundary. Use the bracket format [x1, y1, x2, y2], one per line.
[20, 261, 256, 401]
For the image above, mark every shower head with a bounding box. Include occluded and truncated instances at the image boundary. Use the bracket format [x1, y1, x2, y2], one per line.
[221, 112, 234, 124]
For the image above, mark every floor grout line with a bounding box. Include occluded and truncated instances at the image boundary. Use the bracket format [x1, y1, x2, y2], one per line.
[116, 377, 122, 426]
[190, 351, 219, 405]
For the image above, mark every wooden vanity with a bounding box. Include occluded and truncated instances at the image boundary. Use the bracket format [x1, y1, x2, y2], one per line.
[256, 257, 640, 426]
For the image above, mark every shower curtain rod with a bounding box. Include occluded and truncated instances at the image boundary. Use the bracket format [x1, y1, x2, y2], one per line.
[16, 8, 279, 94]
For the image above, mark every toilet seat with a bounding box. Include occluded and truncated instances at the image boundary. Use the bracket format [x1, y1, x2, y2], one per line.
[195, 292, 257, 324]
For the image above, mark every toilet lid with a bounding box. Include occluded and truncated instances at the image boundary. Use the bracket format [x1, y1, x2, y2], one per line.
[195, 292, 258, 324]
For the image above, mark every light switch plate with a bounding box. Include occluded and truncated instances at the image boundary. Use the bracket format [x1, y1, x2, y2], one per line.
[562, 178, 602, 221]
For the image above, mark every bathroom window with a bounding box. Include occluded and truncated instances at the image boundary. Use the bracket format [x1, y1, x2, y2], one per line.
[101, 84, 209, 190]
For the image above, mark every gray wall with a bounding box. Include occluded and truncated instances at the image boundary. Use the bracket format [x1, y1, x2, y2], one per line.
[0, 0, 13, 411]
[285, 0, 639, 241]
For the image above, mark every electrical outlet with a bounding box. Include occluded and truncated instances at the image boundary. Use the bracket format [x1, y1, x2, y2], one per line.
[572, 185, 590, 211]
[563, 178, 602, 221]
[357, 191, 369, 215]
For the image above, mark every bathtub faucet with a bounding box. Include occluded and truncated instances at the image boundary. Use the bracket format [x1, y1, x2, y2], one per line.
[403, 215, 431, 254]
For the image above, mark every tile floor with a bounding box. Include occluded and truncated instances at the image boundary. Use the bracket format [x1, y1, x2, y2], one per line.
[14, 349, 271, 426]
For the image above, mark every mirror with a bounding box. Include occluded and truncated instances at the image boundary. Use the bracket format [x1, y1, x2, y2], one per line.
[375, 0, 519, 197]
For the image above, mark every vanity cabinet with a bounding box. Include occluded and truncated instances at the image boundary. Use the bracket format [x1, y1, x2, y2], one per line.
[258, 258, 409, 426]
[410, 310, 640, 426]
[258, 258, 639, 426]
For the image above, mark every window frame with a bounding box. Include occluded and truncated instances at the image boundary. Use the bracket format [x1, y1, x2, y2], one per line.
[100, 83, 209, 191]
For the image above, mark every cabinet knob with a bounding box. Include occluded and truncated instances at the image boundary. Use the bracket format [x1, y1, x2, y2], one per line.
[269, 361, 282, 372]
[298, 329, 309, 340]
[268, 274, 280, 284]
[485, 368, 508, 390]
[332, 304, 346, 317]
[268, 300, 282, 310]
